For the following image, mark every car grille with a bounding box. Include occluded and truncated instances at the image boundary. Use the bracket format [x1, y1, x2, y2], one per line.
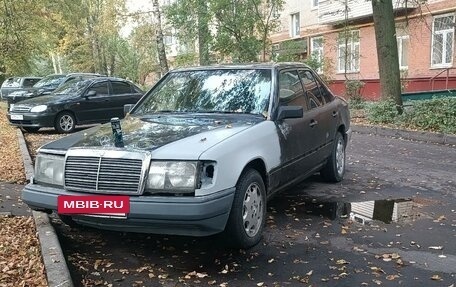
[11, 105, 31, 112]
[64, 149, 149, 195]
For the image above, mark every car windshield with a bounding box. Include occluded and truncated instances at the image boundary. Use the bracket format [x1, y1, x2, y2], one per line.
[134, 69, 272, 115]
[53, 79, 89, 95]
[33, 75, 66, 88]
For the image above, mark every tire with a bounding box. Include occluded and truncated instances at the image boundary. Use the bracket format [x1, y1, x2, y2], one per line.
[55, 111, 76, 133]
[320, 132, 346, 182]
[21, 127, 40, 133]
[226, 169, 266, 249]
[58, 215, 79, 228]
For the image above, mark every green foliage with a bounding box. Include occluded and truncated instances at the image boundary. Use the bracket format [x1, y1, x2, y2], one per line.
[345, 80, 365, 109]
[400, 98, 456, 134]
[365, 98, 456, 134]
[366, 99, 398, 124]
[166, 0, 284, 64]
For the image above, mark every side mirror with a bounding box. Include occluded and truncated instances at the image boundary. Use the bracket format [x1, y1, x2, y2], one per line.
[277, 105, 303, 121]
[124, 104, 134, 116]
[86, 90, 96, 98]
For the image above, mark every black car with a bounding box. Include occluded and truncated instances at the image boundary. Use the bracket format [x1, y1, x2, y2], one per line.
[0, 77, 42, 99]
[7, 77, 144, 133]
[4, 73, 102, 105]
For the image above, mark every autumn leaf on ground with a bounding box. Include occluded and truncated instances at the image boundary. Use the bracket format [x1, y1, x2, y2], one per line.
[431, 274, 442, 281]
[336, 259, 350, 265]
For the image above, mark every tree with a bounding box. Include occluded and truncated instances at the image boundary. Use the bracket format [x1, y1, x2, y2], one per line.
[166, 0, 283, 64]
[152, 0, 169, 74]
[371, 0, 403, 113]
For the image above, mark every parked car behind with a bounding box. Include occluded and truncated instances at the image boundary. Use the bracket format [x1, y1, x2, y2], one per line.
[1, 77, 42, 99]
[21, 63, 351, 248]
[7, 77, 143, 133]
[4, 73, 102, 105]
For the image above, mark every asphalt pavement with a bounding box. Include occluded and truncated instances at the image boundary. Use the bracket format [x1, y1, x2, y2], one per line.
[47, 132, 456, 286]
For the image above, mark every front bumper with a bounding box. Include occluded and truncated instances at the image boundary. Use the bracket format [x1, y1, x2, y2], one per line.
[7, 112, 55, 128]
[22, 183, 235, 236]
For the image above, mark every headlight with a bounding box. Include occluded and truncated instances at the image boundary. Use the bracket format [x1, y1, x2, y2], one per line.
[30, 105, 47, 113]
[34, 153, 64, 186]
[146, 161, 197, 193]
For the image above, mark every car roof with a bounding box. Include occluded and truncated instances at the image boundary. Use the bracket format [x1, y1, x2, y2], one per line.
[171, 62, 312, 72]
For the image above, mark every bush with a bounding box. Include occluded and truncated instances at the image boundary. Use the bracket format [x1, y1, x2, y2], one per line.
[400, 98, 456, 134]
[366, 99, 398, 124]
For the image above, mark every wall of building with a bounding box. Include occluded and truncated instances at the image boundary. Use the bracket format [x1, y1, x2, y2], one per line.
[271, 0, 456, 100]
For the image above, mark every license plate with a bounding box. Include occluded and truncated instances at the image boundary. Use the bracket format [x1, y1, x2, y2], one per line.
[57, 195, 130, 215]
[10, 114, 23, 120]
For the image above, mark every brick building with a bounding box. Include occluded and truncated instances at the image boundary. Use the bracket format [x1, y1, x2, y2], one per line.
[270, 0, 456, 100]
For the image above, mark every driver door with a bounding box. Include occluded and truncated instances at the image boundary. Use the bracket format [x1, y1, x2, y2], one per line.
[74, 81, 110, 124]
[276, 70, 319, 185]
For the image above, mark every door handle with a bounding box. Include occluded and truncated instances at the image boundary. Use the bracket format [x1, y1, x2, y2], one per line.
[309, 120, 318, 127]
[332, 111, 338, 117]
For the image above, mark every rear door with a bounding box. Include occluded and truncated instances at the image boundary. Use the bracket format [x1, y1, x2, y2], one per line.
[298, 69, 338, 160]
[109, 81, 140, 118]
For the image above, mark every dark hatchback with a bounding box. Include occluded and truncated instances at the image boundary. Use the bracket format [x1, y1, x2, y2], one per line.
[7, 77, 144, 133]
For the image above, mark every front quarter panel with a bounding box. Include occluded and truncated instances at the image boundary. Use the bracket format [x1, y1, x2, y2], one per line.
[197, 121, 281, 196]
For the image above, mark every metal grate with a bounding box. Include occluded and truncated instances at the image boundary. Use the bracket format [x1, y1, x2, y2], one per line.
[65, 154, 145, 195]
[11, 105, 31, 112]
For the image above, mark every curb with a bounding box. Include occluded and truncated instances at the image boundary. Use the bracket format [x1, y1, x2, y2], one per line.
[16, 129, 74, 287]
[352, 124, 456, 145]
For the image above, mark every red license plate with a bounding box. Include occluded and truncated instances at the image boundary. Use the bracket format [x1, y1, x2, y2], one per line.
[57, 195, 130, 215]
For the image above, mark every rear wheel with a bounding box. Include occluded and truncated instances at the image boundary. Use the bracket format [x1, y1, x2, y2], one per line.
[55, 111, 75, 133]
[226, 169, 266, 249]
[21, 127, 40, 133]
[321, 132, 346, 182]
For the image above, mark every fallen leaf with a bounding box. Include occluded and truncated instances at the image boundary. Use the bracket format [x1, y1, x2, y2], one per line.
[429, 246, 443, 250]
[336, 259, 349, 265]
[431, 275, 442, 280]
[386, 275, 399, 280]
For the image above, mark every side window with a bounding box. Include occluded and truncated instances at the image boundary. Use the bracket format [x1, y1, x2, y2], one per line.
[111, 81, 132, 95]
[298, 70, 325, 109]
[278, 70, 307, 108]
[90, 82, 109, 95]
[23, 79, 36, 87]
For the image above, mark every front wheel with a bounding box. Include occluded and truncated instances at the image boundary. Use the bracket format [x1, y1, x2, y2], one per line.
[226, 169, 266, 249]
[320, 132, 346, 182]
[55, 111, 75, 133]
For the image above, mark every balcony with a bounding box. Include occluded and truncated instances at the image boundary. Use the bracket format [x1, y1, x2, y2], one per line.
[318, 0, 415, 24]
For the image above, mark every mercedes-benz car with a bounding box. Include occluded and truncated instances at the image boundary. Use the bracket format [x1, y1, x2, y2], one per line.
[22, 63, 351, 248]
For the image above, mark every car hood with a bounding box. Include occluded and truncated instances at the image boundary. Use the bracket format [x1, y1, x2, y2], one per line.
[13, 93, 71, 106]
[41, 114, 263, 156]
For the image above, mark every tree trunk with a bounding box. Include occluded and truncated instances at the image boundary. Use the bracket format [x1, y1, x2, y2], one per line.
[152, 0, 169, 75]
[372, 0, 403, 113]
[197, 0, 210, 65]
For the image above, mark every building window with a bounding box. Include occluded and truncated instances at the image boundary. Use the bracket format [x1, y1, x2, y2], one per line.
[397, 36, 409, 69]
[290, 13, 300, 37]
[310, 36, 323, 73]
[431, 14, 455, 67]
[311, 0, 319, 9]
[337, 30, 360, 73]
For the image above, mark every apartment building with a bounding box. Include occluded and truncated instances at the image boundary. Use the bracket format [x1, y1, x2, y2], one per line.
[270, 0, 456, 100]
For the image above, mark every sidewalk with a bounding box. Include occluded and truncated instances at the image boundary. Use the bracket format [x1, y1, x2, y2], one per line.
[0, 183, 30, 216]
